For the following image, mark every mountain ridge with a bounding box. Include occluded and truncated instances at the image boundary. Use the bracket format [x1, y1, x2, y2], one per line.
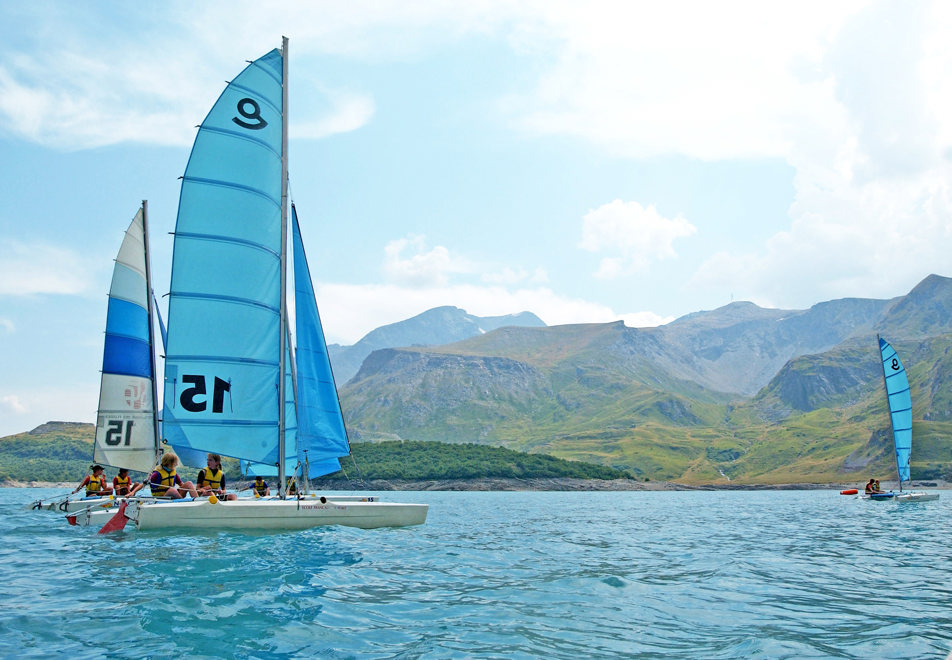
[339, 274, 952, 484]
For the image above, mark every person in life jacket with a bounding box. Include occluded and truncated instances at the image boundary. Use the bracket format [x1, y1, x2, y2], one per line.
[250, 475, 270, 497]
[112, 467, 133, 497]
[196, 453, 237, 500]
[72, 465, 114, 497]
[146, 451, 198, 499]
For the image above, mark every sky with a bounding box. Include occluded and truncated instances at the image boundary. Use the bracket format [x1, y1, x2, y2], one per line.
[1, 0, 951, 436]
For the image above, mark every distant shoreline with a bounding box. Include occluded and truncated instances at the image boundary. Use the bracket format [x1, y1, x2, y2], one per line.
[5, 477, 947, 491]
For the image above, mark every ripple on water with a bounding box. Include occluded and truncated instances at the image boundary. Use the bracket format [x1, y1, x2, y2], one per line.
[3, 488, 952, 658]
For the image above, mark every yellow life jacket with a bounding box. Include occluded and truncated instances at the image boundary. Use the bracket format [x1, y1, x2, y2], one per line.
[114, 474, 131, 493]
[254, 479, 267, 496]
[152, 467, 176, 496]
[200, 467, 223, 490]
[86, 474, 104, 496]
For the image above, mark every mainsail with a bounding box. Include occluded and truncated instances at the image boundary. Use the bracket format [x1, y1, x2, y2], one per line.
[93, 203, 161, 473]
[162, 49, 285, 466]
[878, 336, 912, 487]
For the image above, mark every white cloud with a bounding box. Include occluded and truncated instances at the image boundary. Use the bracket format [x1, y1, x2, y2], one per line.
[291, 86, 376, 140]
[580, 199, 696, 278]
[0, 318, 13, 334]
[382, 235, 474, 287]
[0, 239, 96, 296]
[686, 2, 952, 309]
[481, 266, 549, 285]
[0, 395, 26, 414]
[500, 1, 869, 161]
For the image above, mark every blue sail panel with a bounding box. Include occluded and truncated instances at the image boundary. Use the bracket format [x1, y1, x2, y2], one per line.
[105, 298, 149, 342]
[242, 335, 302, 477]
[163, 48, 285, 464]
[103, 335, 152, 378]
[292, 207, 350, 469]
[879, 337, 912, 483]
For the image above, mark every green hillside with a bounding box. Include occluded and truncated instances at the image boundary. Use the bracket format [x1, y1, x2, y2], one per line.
[341, 329, 952, 486]
[0, 423, 634, 485]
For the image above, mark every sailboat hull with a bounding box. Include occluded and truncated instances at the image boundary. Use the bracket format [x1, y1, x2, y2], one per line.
[31, 496, 118, 513]
[895, 492, 940, 503]
[75, 497, 428, 531]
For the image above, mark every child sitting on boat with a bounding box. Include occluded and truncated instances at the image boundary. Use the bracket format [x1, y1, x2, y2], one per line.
[141, 452, 198, 499]
[112, 467, 133, 496]
[72, 465, 113, 498]
[196, 453, 237, 501]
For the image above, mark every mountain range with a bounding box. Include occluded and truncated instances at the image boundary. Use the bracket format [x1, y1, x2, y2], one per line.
[328, 307, 546, 384]
[331, 274, 952, 485]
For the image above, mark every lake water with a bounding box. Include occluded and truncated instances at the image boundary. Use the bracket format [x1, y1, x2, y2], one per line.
[3, 488, 951, 658]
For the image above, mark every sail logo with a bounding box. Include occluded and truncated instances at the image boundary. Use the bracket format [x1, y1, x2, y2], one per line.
[124, 383, 147, 410]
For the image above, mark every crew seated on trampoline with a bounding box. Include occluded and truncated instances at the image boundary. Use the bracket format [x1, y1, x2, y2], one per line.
[865, 478, 884, 494]
[113, 467, 133, 496]
[196, 453, 237, 501]
[144, 451, 198, 499]
[251, 476, 270, 497]
[72, 464, 113, 497]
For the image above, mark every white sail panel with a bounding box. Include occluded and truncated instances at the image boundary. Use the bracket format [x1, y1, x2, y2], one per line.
[94, 374, 158, 472]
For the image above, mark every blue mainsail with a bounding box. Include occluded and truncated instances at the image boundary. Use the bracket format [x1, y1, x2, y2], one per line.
[93, 204, 161, 473]
[292, 206, 349, 477]
[878, 336, 912, 486]
[162, 49, 285, 465]
[242, 331, 298, 477]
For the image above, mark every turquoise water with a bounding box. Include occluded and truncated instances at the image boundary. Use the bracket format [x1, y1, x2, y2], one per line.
[3, 488, 951, 658]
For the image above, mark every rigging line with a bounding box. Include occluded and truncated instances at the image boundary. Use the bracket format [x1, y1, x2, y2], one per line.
[348, 453, 365, 486]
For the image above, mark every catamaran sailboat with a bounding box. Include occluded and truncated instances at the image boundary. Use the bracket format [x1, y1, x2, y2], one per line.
[866, 336, 939, 503]
[70, 38, 427, 531]
[32, 204, 161, 514]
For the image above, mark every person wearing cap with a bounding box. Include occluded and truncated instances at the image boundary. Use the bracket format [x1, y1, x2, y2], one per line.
[72, 465, 114, 497]
[113, 467, 133, 497]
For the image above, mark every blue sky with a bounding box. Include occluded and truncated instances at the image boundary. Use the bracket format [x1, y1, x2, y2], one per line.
[2, 1, 951, 436]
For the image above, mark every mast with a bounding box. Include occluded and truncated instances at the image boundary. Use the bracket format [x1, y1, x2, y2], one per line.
[877, 334, 903, 492]
[142, 199, 161, 465]
[278, 36, 289, 494]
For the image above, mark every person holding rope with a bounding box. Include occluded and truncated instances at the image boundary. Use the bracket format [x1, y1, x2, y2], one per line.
[196, 453, 237, 500]
[72, 465, 113, 497]
[141, 451, 197, 499]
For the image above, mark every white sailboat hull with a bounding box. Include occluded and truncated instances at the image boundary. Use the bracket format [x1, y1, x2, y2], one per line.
[73, 497, 428, 531]
[31, 496, 119, 513]
[895, 491, 940, 503]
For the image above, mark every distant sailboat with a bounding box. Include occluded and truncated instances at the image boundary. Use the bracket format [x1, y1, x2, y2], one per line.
[93, 202, 162, 474]
[70, 38, 427, 531]
[33, 204, 162, 513]
[869, 336, 939, 503]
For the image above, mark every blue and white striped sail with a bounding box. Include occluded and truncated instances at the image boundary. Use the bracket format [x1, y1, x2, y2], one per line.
[94, 206, 160, 473]
[292, 206, 348, 477]
[162, 49, 285, 465]
[878, 336, 912, 485]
